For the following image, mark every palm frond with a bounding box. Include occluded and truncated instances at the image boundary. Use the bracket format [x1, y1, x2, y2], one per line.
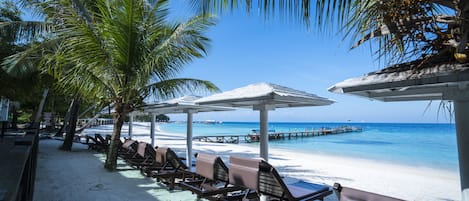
[144, 14, 215, 82]
[143, 78, 219, 101]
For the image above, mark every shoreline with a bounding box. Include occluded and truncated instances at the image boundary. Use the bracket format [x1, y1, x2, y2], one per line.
[81, 123, 461, 200]
[158, 121, 458, 172]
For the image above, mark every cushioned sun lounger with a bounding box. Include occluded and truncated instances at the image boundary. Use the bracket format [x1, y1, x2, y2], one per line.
[151, 147, 196, 190]
[333, 183, 404, 201]
[118, 139, 138, 159]
[258, 160, 332, 201]
[81, 134, 108, 152]
[228, 156, 331, 201]
[126, 142, 157, 168]
[179, 153, 246, 200]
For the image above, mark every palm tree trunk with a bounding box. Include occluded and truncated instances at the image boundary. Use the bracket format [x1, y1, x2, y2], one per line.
[33, 88, 49, 126]
[457, 0, 469, 53]
[55, 99, 74, 137]
[60, 97, 81, 151]
[104, 103, 126, 171]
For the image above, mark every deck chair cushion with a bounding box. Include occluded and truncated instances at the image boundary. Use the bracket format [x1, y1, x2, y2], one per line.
[156, 147, 168, 164]
[287, 181, 330, 199]
[196, 153, 218, 180]
[259, 160, 332, 200]
[137, 142, 147, 157]
[334, 183, 404, 201]
[228, 156, 261, 190]
[122, 140, 135, 149]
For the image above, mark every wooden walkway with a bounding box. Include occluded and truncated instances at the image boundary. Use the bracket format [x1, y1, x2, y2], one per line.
[193, 126, 362, 144]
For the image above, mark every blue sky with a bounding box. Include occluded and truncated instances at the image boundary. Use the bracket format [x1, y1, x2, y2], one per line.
[166, 5, 452, 123]
[20, 3, 452, 123]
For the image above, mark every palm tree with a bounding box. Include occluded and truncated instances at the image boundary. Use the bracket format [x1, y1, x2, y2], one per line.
[5, 0, 218, 170]
[191, 0, 468, 65]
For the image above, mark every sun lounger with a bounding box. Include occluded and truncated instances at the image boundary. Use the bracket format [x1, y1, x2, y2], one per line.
[179, 153, 246, 200]
[151, 147, 195, 190]
[125, 142, 154, 168]
[94, 134, 110, 151]
[229, 156, 332, 201]
[258, 160, 332, 201]
[118, 139, 138, 159]
[81, 134, 107, 152]
[228, 156, 262, 200]
[333, 183, 404, 201]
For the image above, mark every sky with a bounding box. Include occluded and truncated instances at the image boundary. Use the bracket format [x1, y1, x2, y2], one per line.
[166, 4, 452, 123]
[20, 2, 453, 123]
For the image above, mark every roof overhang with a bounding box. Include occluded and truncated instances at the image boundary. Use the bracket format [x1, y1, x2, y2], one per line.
[137, 96, 234, 115]
[196, 83, 334, 109]
[329, 62, 469, 102]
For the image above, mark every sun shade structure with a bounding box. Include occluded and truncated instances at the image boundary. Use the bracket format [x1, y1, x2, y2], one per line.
[195, 82, 335, 161]
[137, 96, 234, 167]
[329, 61, 469, 200]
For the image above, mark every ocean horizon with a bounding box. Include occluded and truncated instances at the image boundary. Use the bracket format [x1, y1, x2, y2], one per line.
[158, 121, 458, 172]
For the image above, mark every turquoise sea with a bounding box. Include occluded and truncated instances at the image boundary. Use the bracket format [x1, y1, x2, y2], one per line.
[159, 122, 458, 171]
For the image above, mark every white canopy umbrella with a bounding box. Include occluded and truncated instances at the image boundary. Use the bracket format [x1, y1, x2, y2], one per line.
[195, 82, 335, 161]
[329, 61, 469, 200]
[139, 96, 234, 167]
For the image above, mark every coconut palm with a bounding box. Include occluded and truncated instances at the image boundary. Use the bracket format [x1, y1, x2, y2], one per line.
[5, 0, 218, 170]
[191, 0, 469, 65]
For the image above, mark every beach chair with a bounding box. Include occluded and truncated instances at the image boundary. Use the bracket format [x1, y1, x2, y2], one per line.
[227, 156, 261, 200]
[125, 142, 162, 169]
[258, 160, 332, 201]
[133, 143, 166, 176]
[94, 134, 110, 151]
[151, 147, 195, 190]
[229, 156, 332, 201]
[179, 153, 246, 200]
[82, 135, 104, 151]
[118, 139, 138, 159]
[333, 183, 404, 201]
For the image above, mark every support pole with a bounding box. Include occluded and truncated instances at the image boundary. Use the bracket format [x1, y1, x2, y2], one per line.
[455, 100, 469, 201]
[128, 114, 134, 139]
[259, 107, 269, 161]
[151, 113, 156, 147]
[186, 111, 194, 167]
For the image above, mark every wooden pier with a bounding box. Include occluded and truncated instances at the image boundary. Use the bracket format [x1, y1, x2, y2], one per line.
[193, 126, 362, 144]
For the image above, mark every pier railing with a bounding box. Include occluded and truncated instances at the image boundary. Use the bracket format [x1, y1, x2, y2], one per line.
[193, 126, 362, 144]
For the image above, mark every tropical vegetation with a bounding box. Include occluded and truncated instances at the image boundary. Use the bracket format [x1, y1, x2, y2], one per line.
[191, 0, 469, 66]
[2, 0, 218, 170]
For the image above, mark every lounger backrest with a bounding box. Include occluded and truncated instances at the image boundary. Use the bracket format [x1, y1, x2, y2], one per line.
[333, 183, 404, 201]
[122, 140, 136, 149]
[228, 156, 261, 191]
[166, 148, 188, 170]
[214, 157, 229, 182]
[137, 142, 147, 157]
[145, 145, 157, 160]
[196, 153, 218, 180]
[258, 160, 292, 199]
[196, 153, 229, 181]
[95, 134, 107, 144]
[155, 147, 168, 163]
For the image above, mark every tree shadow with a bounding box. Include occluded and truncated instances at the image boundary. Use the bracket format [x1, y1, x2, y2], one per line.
[35, 139, 200, 201]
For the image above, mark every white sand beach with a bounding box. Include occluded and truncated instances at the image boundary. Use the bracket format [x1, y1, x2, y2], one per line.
[35, 122, 460, 201]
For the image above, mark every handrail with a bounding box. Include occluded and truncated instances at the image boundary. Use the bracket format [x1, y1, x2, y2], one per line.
[0, 125, 39, 201]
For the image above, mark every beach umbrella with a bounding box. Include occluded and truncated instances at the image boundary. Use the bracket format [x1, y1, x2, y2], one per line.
[195, 82, 335, 161]
[328, 61, 469, 200]
[139, 95, 234, 167]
